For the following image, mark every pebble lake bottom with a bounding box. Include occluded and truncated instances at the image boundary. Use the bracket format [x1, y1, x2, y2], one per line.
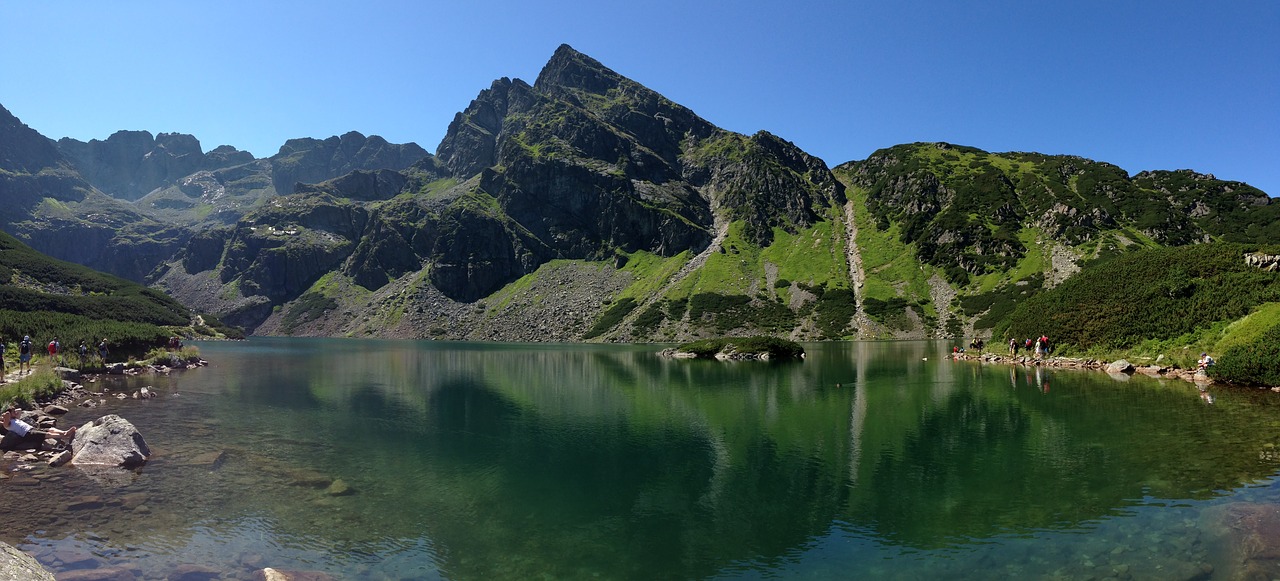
[3, 338, 1280, 580]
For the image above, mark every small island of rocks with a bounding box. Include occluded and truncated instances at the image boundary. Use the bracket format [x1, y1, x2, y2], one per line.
[660, 336, 805, 361]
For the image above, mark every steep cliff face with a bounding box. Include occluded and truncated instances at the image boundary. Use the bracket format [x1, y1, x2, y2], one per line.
[422, 44, 841, 300]
[269, 132, 429, 196]
[0, 105, 189, 280]
[56, 131, 251, 201]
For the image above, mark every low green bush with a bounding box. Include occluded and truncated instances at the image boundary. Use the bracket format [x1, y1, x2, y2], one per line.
[1213, 324, 1280, 386]
[995, 242, 1280, 350]
[584, 297, 638, 339]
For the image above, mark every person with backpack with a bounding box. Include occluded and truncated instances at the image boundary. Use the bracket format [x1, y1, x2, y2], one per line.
[18, 336, 33, 375]
[78, 340, 88, 369]
[98, 338, 110, 365]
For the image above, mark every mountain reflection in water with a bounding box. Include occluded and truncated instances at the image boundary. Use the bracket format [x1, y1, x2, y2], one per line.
[3, 338, 1279, 580]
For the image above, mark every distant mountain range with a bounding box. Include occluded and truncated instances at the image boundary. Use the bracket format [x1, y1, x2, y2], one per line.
[1, 44, 1275, 342]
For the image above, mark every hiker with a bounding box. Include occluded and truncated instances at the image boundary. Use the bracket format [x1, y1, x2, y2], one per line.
[78, 340, 88, 369]
[0, 339, 6, 377]
[18, 336, 33, 374]
[47, 337, 58, 367]
[1, 407, 76, 451]
[1009, 338, 1018, 356]
[1198, 352, 1215, 370]
[98, 338, 110, 364]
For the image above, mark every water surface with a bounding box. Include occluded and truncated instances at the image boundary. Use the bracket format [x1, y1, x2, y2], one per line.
[3, 338, 1279, 580]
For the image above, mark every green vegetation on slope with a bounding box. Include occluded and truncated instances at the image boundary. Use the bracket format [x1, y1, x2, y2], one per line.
[839, 143, 1276, 287]
[995, 243, 1280, 384]
[1210, 303, 1280, 387]
[0, 230, 195, 355]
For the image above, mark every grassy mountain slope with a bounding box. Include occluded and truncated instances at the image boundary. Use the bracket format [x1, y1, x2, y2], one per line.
[0, 229, 203, 354]
[994, 242, 1280, 384]
[832, 143, 1278, 340]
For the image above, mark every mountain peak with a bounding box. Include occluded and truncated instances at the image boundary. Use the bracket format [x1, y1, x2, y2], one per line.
[534, 44, 622, 97]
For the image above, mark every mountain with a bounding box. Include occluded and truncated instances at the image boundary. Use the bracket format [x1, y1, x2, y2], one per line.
[0, 102, 430, 286]
[0, 104, 190, 282]
[152, 45, 845, 335]
[3, 46, 1277, 343]
[832, 143, 1280, 337]
[57, 130, 254, 201]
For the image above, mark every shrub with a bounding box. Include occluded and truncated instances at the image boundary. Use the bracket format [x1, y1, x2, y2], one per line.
[584, 297, 638, 339]
[1213, 324, 1280, 386]
[813, 288, 857, 339]
[675, 336, 805, 359]
[995, 243, 1280, 350]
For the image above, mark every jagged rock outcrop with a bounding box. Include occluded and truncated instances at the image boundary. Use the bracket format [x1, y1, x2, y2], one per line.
[1245, 252, 1280, 271]
[269, 131, 428, 196]
[0, 103, 66, 174]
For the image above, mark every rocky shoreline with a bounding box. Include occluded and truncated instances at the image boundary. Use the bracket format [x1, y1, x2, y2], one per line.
[947, 350, 1276, 390]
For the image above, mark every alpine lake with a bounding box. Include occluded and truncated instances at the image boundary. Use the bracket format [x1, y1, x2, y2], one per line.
[3, 338, 1280, 580]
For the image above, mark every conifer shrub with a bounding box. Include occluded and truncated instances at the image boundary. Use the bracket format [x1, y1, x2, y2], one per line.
[812, 288, 857, 339]
[995, 243, 1280, 350]
[675, 336, 804, 359]
[1212, 324, 1280, 387]
[632, 303, 667, 333]
[584, 297, 638, 339]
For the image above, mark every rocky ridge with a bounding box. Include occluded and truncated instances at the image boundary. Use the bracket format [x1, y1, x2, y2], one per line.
[2, 47, 1278, 343]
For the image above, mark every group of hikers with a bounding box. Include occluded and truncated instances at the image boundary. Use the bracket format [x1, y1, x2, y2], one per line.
[1008, 335, 1053, 359]
[960, 335, 1218, 372]
[0, 335, 110, 378]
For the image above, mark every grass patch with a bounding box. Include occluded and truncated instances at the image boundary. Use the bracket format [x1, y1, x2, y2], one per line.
[0, 368, 64, 407]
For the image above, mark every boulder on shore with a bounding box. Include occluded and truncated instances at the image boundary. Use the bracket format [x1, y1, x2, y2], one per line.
[1105, 359, 1135, 374]
[70, 414, 150, 468]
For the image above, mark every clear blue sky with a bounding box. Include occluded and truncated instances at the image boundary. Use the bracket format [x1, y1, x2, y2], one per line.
[2, 1, 1277, 195]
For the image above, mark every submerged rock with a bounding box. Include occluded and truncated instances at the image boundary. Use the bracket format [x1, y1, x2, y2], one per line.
[253, 568, 336, 581]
